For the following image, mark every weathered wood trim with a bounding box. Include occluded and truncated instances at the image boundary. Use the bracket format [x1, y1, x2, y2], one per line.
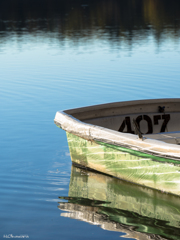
[54, 99, 180, 161]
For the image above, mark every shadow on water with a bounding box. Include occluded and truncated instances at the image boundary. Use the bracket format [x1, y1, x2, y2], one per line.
[0, 0, 180, 45]
[58, 165, 180, 240]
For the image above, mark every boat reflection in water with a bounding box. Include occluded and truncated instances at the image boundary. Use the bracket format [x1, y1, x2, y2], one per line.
[58, 165, 180, 240]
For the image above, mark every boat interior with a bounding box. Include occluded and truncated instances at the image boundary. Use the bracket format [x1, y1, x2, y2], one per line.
[83, 116, 180, 145]
[64, 99, 180, 145]
[144, 132, 180, 145]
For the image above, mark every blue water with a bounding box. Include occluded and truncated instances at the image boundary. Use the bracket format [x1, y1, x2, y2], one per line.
[1, 1, 180, 239]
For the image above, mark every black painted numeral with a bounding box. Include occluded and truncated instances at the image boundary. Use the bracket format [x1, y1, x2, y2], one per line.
[118, 114, 171, 134]
[118, 117, 134, 133]
[136, 115, 153, 134]
[161, 114, 170, 132]
[154, 115, 161, 125]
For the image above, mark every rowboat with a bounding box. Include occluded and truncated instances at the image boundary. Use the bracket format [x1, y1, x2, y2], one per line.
[58, 165, 180, 240]
[54, 99, 180, 196]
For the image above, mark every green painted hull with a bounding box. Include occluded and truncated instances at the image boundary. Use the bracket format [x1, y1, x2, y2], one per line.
[67, 132, 180, 196]
[59, 165, 180, 240]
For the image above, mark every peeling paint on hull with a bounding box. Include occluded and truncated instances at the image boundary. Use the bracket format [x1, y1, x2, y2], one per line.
[67, 132, 180, 196]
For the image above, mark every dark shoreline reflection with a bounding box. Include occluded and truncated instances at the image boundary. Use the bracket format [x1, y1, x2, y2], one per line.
[58, 165, 180, 240]
[0, 0, 180, 46]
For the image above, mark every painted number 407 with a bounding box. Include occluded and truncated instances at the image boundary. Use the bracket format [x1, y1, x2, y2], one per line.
[118, 114, 170, 134]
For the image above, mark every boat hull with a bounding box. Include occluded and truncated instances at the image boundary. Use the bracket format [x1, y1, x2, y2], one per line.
[67, 132, 180, 196]
[54, 99, 180, 195]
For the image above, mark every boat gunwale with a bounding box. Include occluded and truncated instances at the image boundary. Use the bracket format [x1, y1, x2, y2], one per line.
[64, 98, 180, 120]
[54, 99, 180, 163]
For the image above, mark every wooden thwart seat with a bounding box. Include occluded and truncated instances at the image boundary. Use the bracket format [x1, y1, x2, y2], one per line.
[144, 131, 180, 144]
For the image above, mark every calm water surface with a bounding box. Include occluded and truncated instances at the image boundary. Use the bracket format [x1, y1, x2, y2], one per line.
[1, 0, 180, 239]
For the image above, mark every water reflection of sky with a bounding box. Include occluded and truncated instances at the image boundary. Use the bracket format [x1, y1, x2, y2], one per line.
[1, 32, 180, 107]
